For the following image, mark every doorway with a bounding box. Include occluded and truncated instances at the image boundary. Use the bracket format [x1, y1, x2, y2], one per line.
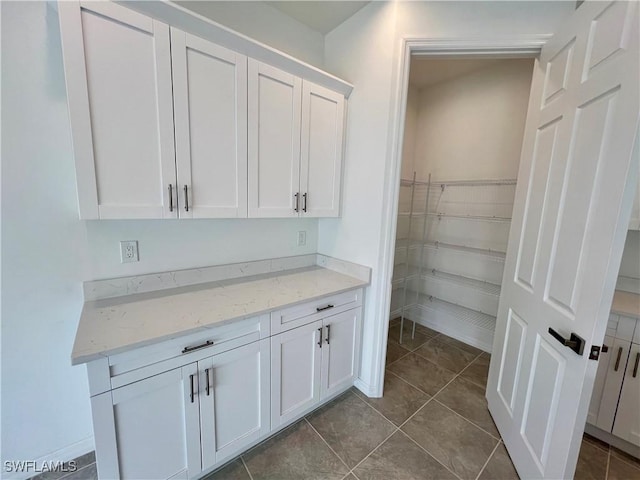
[379, 40, 640, 479]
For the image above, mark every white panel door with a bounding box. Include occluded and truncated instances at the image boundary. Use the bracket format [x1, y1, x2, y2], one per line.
[612, 342, 640, 446]
[199, 339, 270, 470]
[248, 60, 302, 218]
[321, 307, 362, 399]
[486, 2, 639, 478]
[300, 81, 345, 217]
[58, 1, 176, 219]
[171, 29, 248, 219]
[271, 320, 322, 428]
[105, 365, 201, 480]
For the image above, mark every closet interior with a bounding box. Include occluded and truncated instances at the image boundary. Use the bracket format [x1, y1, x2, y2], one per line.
[390, 57, 534, 352]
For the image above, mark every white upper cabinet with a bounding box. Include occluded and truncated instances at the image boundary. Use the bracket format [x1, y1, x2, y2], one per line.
[300, 81, 345, 218]
[60, 1, 349, 220]
[248, 60, 302, 218]
[248, 61, 345, 218]
[59, 2, 177, 219]
[171, 29, 248, 219]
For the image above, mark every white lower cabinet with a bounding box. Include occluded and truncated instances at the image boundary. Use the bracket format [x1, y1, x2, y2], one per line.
[587, 312, 640, 449]
[88, 289, 363, 479]
[93, 365, 201, 480]
[199, 340, 270, 469]
[271, 306, 362, 429]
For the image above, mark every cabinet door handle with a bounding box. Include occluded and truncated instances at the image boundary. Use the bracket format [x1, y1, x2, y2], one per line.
[205, 368, 211, 396]
[614, 347, 623, 372]
[184, 185, 189, 212]
[182, 340, 214, 354]
[633, 352, 639, 378]
[189, 374, 195, 403]
[316, 304, 334, 312]
[325, 324, 330, 345]
[168, 184, 174, 212]
[317, 327, 323, 348]
[294, 192, 300, 213]
[302, 193, 308, 213]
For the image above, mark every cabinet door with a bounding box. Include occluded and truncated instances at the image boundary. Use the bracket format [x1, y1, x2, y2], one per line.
[612, 343, 640, 446]
[587, 335, 614, 426]
[94, 365, 201, 480]
[248, 60, 302, 218]
[58, 2, 176, 219]
[595, 338, 631, 432]
[199, 340, 270, 470]
[300, 81, 345, 218]
[171, 29, 248, 219]
[271, 320, 322, 428]
[321, 307, 362, 399]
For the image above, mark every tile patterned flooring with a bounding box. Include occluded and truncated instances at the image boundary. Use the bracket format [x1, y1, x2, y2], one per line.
[32, 318, 640, 480]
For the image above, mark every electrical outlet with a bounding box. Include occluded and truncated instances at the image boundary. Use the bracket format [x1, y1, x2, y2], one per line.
[297, 231, 307, 246]
[120, 241, 139, 263]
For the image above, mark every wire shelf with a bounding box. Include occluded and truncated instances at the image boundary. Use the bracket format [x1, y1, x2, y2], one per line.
[423, 269, 502, 296]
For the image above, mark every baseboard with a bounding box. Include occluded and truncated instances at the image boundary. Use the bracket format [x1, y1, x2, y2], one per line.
[354, 378, 380, 398]
[406, 308, 494, 353]
[2, 436, 95, 480]
[584, 423, 640, 459]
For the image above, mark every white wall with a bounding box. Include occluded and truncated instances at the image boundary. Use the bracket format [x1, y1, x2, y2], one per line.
[411, 59, 534, 182]
[319, 0, 576, 395]
[400, 85, 419, 181]
[1, 1, 320, 466]
[618, 231, 640, 293]
[176, 1, 325, 67]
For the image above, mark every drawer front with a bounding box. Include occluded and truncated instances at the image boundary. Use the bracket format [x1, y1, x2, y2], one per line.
[109, 315, 269, 387]
[270, 289, 362, 334]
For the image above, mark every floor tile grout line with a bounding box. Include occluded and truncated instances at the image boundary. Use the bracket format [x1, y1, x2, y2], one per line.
[474, 438, 502, 480]
[396, 427, 464, 480]
[610, 448, 640, 471]
[432, 398, 501, 441]
[240, 456, 254, 480]
[346, 426, 401, 476]
[605, 449, 610, 480]
[303, 417, 352, 473]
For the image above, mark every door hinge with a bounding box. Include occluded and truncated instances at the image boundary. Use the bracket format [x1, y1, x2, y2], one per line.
[589, 344, 608, 360]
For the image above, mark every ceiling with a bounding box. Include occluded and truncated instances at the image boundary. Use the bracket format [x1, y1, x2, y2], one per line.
[267, 1, 370, 34]
[409, 58, 508, 89]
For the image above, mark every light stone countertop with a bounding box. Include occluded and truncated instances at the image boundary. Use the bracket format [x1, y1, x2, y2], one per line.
[72, 266, 368, 365]
[611, 290, 640, 318]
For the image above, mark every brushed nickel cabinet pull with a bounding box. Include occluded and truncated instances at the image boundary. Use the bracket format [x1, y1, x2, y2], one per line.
[302, 193, 308, 212]
[294, 192, 300, 213]
[316, 304, 334, 312]
[182, 340, 214, 354]
[317, 327, 323, 348]
[169, 184, 174, 212]
[614, 347, 623, 372]
[189, 374, 195, 403]
[205, 368, 211, 396]
[184, 185, 189, 212]
[325, 324, 331, 345]
[633, 352, 639, 378]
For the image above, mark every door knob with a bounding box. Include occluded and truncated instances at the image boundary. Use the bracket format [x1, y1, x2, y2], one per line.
[548, 328, 585, 356]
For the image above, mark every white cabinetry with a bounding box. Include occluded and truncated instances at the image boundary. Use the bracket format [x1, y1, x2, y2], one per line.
[587, 312, 640, 449]
[59, 2, 176, 219]
[59, 2, 349, 220]
[248, 60, 345, 218]
[171, 29, 248, 218]
[270, 294, 362, 429]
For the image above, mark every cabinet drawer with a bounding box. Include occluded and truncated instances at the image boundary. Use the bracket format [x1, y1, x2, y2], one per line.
[270, 289, 362, 334]
[109, 315, 269, 388]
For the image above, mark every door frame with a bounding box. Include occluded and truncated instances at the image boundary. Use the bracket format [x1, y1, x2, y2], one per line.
[374, 35, 553, 396]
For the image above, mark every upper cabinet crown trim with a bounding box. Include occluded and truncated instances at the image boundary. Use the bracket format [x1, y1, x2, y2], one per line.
[114, 0, 354, 98]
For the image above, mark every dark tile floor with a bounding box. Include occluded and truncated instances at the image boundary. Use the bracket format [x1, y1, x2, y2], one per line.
[32, 319, 640, 480]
